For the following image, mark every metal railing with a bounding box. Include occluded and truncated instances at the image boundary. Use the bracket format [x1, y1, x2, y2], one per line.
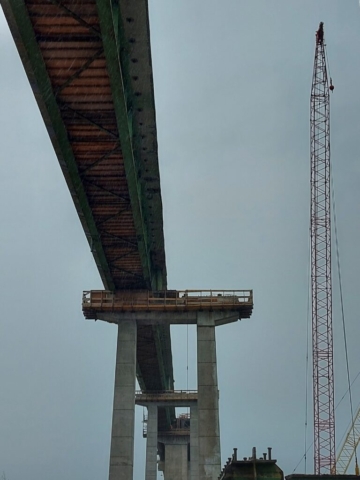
[135, 389, 197, 396]
[135, 389, 197, 402]
[82, 289, 253, 312]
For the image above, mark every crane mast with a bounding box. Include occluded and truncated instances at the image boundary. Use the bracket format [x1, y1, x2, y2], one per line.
[310, 22, 335, 474]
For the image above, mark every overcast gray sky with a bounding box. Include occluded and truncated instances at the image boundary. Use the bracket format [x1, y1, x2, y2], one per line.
[1, 1, 360, 479]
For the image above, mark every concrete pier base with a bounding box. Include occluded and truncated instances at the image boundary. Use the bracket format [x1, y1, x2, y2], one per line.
[158, 435, 190, 480]
[145, 404, 158, 480]
[108, 319, 137, 480]
[197, 312, 221, 480]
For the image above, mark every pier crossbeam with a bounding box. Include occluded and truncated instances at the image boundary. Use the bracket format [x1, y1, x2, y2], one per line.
[82, 289, 253, 323]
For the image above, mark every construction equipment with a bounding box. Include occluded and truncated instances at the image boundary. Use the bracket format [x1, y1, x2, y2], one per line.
[334, 406, 360, 474]
[310, 22, 335, 474]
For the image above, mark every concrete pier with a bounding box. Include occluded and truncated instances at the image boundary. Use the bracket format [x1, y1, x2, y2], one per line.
[158, 435, 190, 480]
[165, 441, 189, 479]
[145, 404, 158, 480]
[109, 319, 137, 480]
[197, 312, 221, 480]
[84, 290, 253, 480]
[190, 404, 199, 480]
[137, 392, 198, 480]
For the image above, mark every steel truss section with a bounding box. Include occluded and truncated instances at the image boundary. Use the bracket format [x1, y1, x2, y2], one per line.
[335, 406, 360, 474]
[310, 22, 335, 474]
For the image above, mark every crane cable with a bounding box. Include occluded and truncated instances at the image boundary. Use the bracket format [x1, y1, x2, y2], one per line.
[337, 372, 360, 414]
[326, 42, 357, 472]
[187, 323, 189, 416]
[304, 228, 311, 474]
[187, 323, 189, 391]
[325, 43, 333, 90]
[331, 168, 359, 474]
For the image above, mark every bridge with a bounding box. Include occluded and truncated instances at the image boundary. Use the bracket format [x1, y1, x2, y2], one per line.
[1, 1, 253, 479]
[1, 0, 175, 430]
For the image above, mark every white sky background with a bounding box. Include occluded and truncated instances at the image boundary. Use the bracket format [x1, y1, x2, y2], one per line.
[1, 1, 360, 479]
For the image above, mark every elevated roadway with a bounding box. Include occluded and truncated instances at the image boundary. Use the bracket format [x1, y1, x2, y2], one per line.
[1, 0, 174, 429]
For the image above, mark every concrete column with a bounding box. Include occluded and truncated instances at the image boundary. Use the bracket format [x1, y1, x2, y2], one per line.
[162, 439, 189, 480]
[197, 312, 221, 480]
[109, 319, 137, 480]
[145, 404, 158, 480]
[190, 404, 199, 480]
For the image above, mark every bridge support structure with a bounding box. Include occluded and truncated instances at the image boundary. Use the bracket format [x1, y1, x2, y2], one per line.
[190, 404, 199, 480]
[138, 314, 220, 480]
[158, 433, 191, 479]
[136, 391, 198, 480]
[83, 289, 253, 480]
[197, 313, 221, 479]
[109, 319, 137, 480]
[145, 404, 158, 480]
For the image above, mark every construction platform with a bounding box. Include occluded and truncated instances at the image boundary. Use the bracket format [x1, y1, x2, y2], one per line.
[135, 390, 198, 406]
[82, 289, 253, 322]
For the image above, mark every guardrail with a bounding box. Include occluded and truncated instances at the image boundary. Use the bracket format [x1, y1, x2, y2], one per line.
[135, 390, 197, 395]
[82, 289, 253, 312]
[135, 390, 198, 405]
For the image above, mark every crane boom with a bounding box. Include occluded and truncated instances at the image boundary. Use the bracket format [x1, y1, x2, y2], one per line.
[310, 22, 336, 474]
[335, 406, 360, 474]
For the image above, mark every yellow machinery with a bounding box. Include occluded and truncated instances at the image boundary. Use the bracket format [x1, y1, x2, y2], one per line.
[334, 405, 360, 474]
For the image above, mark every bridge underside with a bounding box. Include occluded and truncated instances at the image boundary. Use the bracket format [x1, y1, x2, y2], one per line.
[1, 0, 174, 429]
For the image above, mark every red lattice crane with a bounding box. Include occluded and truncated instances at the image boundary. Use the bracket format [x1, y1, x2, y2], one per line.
[310, 22, 335, 474]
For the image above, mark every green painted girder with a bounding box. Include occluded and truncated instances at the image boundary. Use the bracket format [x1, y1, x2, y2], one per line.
[95, 0, 174, 399]
[95, 0, 154, 290]
[2, 0, 174, 420]
[1, 0, 167, 292]
[1, 0, 116, 292]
